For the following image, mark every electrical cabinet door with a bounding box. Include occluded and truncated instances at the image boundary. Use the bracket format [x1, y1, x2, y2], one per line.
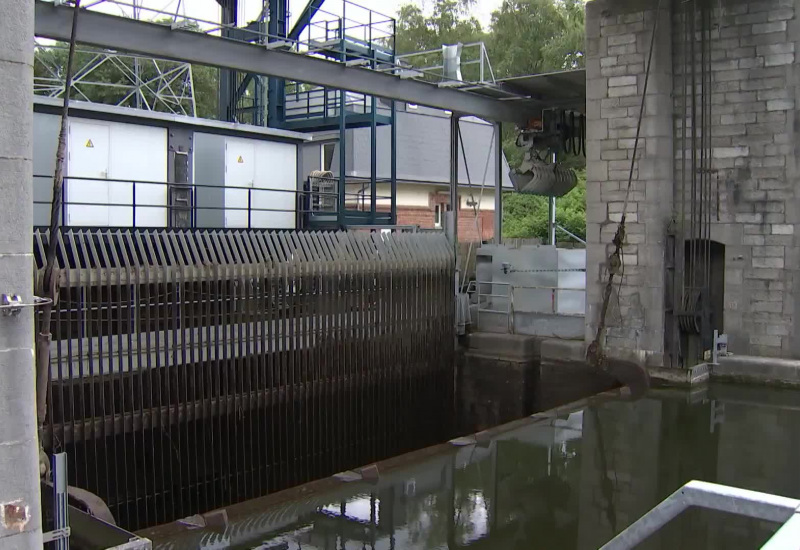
[67, 121, 111, 226]
[225, 138, 256, 228]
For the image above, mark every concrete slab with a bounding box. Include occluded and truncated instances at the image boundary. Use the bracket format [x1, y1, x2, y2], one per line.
[711, 355, 800, 388]
[540, 338, 586, 363]
[465, 332, 541, 361]
[647, 364, 710, 387]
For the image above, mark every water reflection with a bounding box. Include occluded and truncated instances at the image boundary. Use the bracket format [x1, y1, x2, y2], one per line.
[149, 383, 800, 550]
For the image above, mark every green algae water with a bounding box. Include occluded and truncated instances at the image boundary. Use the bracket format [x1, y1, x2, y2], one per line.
[146, 383, 800, 550]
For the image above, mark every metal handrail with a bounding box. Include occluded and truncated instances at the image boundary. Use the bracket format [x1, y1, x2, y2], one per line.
[467, 278, 586, 333]
[34, 174, 338, 229]
[600, 480, 800, 550]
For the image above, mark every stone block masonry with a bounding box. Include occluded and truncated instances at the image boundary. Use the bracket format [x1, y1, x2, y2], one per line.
[586, 0, 800, 361]
[585, 0, 674, 364]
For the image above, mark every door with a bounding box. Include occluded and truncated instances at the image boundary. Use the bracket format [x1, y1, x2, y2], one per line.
[67, 121, 111, 226]
[109, 123, 168, 226]
[225, 138, 256, 228]
[253, 141, 297, 229]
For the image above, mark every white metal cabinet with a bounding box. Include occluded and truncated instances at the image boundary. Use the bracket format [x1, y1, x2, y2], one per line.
[66, 122, 111, 226]
[224, 138, 256, 228]
[224, 137, 297, 229]
[66, 119, 168, 227]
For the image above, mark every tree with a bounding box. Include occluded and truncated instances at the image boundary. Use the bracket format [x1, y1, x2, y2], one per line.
[502, 169, 586, 243]
[489, 0, 585, 77]
[394, 0, 587, 242]
[395, 0, 488, 83]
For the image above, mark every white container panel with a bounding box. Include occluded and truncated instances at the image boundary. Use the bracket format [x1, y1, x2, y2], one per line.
[66, 119, 168, 227]
[224, 137, 297, 229]
[67, 121, 111, 226]
[556, 248, 586, 315]
[109, 123, 168, 227]
[253, 140, 296, 229]
[224, 138, 256, 228]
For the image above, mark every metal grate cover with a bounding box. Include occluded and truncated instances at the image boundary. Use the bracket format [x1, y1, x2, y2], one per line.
[36, 228, 455, 531]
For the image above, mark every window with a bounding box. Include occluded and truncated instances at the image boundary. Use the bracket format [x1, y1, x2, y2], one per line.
[322, 143, 336, 171]
[434, 204, 443, 228]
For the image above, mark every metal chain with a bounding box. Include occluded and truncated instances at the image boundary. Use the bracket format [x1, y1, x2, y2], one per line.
[508, 268, 586, 274]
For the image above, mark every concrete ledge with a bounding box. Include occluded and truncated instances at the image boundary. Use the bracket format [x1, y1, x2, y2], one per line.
[540, 338, 586, 364]
[711, 356, 800, 388]
[647, 364, 710, 387]
[465, 332, 541, 361]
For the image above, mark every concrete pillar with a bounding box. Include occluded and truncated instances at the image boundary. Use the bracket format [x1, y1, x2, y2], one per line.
[0, 1, 44, 547]
[584, 0, 674, 365]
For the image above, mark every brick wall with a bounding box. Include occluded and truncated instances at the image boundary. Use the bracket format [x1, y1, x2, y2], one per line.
[394, 206, 495, 242]
[586, 0, 800, 360]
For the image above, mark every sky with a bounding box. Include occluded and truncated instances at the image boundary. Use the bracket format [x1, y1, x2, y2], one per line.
[92, 0, 505, 30]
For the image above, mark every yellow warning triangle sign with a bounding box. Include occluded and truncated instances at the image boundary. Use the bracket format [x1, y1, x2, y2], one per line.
[237, 155, 244, 164]
[85, 139, 94, 148]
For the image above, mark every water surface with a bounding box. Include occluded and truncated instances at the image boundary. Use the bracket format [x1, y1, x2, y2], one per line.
[148, 383, 800, 549]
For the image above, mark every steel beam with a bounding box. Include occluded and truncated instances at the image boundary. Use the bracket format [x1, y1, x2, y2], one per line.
[34, 1, 532, 123]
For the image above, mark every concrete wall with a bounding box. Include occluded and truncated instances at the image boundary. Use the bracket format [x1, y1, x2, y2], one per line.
[586, 0, 800, 361]
[0, 0, 43, 546]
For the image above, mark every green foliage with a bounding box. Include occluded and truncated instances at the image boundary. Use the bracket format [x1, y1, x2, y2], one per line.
[34, 18, 218, 120]
[489, 0, 585, 77]
[502, 170, 586, 242]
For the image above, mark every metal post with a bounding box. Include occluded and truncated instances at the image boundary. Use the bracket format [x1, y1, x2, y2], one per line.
[449, 114, 460, 251]
[370, 94, 377, 222]
[494, 121, 502, 244]
[0, 0, 44, 546]
[338, 93, 346, 228]
[52, 453, 69, 550]
[132, 0, 141, 110]
[549, 151, 557, 246]
[132, 180, 137, 227]
[390, 100, 397, 224]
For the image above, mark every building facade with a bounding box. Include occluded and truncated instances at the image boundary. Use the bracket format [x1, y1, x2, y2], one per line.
[301, 103, 513, 242]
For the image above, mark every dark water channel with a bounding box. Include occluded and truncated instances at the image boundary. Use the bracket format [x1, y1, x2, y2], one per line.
[145, 383, 800, 549]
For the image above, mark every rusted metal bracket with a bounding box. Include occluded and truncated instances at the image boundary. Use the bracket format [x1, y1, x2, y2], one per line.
[0, 294, 52, 317]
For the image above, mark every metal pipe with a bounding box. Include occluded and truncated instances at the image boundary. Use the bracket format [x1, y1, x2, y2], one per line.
[390, 100, 397, 224]
[494, 121, 502, 244]
[557, 224, 586, 244]
[548, 151, 556, 246]
[338, 90, 346, 227]
[370, 94, 377, 220]
[449, 115, 460, 251]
